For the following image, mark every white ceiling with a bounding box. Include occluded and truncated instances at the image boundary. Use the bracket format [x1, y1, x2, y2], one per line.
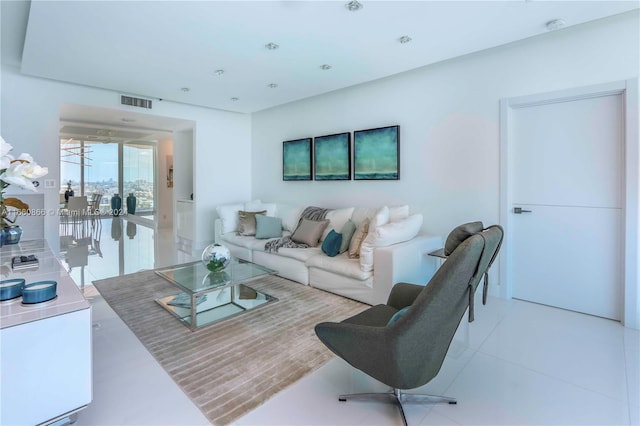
[19, 1, 639, 115]
[58, 104, 192, 143]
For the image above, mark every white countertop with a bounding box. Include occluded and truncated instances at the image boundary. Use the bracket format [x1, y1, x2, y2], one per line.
[0, 239, 90, 329]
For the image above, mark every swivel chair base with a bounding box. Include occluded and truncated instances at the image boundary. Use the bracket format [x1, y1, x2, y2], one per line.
[339, 388, 456, 426]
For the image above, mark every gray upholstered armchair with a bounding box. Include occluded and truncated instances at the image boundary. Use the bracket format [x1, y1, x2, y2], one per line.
[314, 223, 503, 425]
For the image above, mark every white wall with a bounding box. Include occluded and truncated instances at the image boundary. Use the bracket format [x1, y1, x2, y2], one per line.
[157, 137, 174, 229]
[252, 11, 639, 239]
[251, 11, 640, 324]
[0, 67, 252, 250]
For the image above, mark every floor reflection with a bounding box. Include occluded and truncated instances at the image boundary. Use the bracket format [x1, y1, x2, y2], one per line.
[59, 215, 196, 293]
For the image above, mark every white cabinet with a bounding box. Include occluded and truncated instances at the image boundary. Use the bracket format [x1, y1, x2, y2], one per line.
[176, 200, 194, 241]
[1, 240, 92, 425]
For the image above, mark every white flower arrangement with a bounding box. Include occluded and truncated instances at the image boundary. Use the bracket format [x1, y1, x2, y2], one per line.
[0, 137, 48, 227]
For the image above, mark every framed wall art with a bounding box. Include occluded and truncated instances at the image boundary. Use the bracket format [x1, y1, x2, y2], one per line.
[353, 125, 400, 180]
[313, 132, 351, 181]
[283, 138, 312, 181]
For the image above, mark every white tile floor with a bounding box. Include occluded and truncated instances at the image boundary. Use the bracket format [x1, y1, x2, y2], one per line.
[66, 218, 640, 426]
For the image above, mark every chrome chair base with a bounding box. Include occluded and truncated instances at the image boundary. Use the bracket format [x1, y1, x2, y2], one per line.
[339, 388, 456, 426]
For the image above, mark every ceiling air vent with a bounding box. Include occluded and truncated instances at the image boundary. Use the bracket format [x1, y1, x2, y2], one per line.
[120, 95, 152, 109]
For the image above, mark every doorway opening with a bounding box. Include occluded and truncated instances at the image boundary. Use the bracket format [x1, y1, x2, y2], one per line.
[60, 139, 157, 219]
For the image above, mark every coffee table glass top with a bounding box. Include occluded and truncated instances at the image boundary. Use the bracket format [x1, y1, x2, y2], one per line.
[154, 258, 277, 330]
[156, 258, 276, 293]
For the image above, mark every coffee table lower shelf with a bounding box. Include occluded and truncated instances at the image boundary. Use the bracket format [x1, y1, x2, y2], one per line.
[155, 283, 277, 330]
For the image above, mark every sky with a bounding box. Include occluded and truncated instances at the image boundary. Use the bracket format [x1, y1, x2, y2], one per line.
[61, 143, 154, 185]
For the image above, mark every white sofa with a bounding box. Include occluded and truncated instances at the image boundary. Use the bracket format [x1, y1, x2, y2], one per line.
[214, 201, 442, 306]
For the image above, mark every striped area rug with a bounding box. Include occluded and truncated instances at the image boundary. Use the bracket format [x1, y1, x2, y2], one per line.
[93, 270, 368, 425]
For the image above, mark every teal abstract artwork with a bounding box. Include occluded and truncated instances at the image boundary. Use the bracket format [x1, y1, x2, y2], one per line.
[314, 133, 350, 180]
[283, 138, 312, 181]
[354, 126, 399, 180]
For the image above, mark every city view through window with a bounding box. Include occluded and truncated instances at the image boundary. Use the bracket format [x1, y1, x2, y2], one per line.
[61, 141, 156, 216]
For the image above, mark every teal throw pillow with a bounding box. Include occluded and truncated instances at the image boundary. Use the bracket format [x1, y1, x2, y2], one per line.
[321, 229, 343, 257]
[338, 219, 356, 254]
[255, 215, 283, 239]
[387, 306, 410, 326]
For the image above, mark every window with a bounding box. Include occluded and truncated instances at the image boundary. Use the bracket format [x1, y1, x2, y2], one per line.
[61, 140, 156, 216]
[124, 142, 155, 214]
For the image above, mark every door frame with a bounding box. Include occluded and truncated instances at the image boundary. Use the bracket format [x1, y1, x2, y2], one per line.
[499, 79, 639, 329]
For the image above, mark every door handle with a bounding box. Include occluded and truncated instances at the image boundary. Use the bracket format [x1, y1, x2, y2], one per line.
[513, 207, 532, 214]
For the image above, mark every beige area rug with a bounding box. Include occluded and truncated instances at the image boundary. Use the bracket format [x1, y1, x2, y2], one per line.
[93, 270, 368, 425]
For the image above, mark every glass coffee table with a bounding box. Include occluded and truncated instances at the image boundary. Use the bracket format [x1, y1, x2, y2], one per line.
[155, 258, 278, 330]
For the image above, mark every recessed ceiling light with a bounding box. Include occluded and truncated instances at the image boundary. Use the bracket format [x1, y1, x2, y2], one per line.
[545, 19, 565, 31]
[230, 97, 239, 102]
[181, 87, 190, 92]
[399, 36, 412, 44]
[214, 69, 225, 76]
[265, 42, 279, 50]
[320, 64, 332, 70]
[345, 1, 363, 11]
[268, 83, 278, 89]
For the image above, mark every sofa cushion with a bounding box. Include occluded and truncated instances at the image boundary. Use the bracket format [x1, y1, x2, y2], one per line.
[216, 203, 244, 234]
[370, 205, 390, 228]
[276, 203, 304, 232]
[237, 210, 267, 236]
[276, 246, 323, 262]
[244, 199, 262, 211]
[306, 252, 373, 281]
[291, 218, 329, 246]
[220, 232, 279, 251]
[321, 207, 355, 241]
[255, 215, 283, 239]
[339, 219, 356, 254]
[244, 200, 277, 217]
[348, 218, 369, 259]
[374, 213, 423, 246]
[360, 214, 424, 272]
[321, 230, 342, 257]
[351, 207, 381, 226]
[389, 205, 409, 222]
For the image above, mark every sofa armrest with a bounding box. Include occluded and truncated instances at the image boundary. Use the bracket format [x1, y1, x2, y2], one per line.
[387, 283, 424, 310]
[370, 234, 443, 305]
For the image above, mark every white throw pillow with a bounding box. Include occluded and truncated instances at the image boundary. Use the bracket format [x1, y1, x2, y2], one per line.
[373, 214, 423, 246]
[258, 203, 277, 217]
[321, 207, 355, 241]
[276, 204, 304, 232]
[244, 199, 262, 211]
[244, 200, 276, 217]
[351, 207, 381, 226]
[216, 203, 244, 234]
[389, 205, 409, 222]
[370, 206, 390, 228]
[359, 214, 423, 272]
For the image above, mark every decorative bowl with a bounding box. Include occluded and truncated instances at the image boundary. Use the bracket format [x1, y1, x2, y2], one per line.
[201, 243, 231, 272]
[0, 278, 25, 301]
[22, 280, 57, 304]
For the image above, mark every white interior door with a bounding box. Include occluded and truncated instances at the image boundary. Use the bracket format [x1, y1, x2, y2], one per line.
[510, 92, 624, 320]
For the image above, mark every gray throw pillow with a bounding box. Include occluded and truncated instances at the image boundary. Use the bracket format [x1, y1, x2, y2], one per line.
[291, 218, 329, 247]
[444, 221, 484, 255]
[338, 219, 356, 254]
[237, 210, 267, 236]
